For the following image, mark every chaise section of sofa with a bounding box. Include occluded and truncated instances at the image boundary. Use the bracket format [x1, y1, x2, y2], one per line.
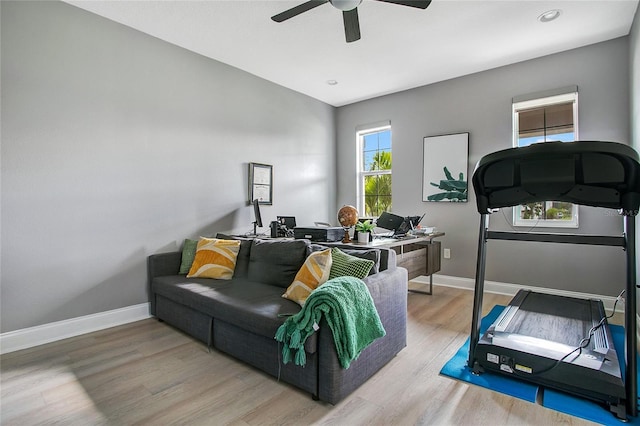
[148, 236, 408, 404]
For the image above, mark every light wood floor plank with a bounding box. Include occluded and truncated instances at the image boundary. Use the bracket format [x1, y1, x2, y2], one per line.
[1, 287, 611, 425]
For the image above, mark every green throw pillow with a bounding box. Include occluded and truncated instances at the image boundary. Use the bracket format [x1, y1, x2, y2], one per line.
[179, 239, 198, 274]
[329, 247, 374, 280]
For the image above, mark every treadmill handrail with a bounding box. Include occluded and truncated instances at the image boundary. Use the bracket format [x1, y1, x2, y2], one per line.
[472, 141, 640, 214]
[486, 231, 626, 247]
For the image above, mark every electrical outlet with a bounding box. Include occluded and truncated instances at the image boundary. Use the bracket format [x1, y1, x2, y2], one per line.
[444, 248, 451, 259]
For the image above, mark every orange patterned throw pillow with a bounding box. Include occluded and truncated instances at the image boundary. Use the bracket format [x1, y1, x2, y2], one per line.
[187, 237, 241, 280]
[282, 248, 333, 306]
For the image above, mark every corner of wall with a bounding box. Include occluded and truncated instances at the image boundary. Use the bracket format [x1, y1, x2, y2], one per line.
[630, 3, 640, 311]
[632, 3, 640, 151]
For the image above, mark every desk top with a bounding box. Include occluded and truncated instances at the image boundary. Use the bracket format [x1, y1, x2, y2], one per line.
[234, 232, 445, 247]
[350, 232, 445, 248]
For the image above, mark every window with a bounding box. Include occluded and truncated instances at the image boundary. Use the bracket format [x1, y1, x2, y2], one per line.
[512, 91, 579, 227]
[357, 125, 392, 217]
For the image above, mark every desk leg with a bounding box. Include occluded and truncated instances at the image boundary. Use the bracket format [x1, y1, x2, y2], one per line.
[408, 274, 433, 295]
[408, 240, 439, 295]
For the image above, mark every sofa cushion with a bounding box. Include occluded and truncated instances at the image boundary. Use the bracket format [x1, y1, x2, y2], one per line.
[282, 248, 332, 306]
[151, 276, 317, 353]
[248, 239, 309, 288]
[152, 275, 235, 308]
[179, 239, 198, 274]
[211, 280, 316, 352]
[351, 249, 380, 274]
[309, 244, 381, 275]
[187, 238, 241, 279]
[328, 247, 374, 280]
[215, 233, 253, 279]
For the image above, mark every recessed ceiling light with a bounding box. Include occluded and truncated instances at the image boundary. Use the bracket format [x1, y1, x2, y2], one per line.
[538, 9, 561, 23]
[327, 80, 338, 86]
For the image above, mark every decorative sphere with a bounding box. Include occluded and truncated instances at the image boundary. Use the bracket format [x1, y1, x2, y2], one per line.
[337, 205, 358, 227]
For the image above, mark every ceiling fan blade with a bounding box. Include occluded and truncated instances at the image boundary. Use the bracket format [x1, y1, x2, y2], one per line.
[271, 0, 329, 23]
[342, 9, 361, 43]
[375, 0, 431, 9]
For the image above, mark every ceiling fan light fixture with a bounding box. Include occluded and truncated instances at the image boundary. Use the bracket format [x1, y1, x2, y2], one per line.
[271, 0, 431, 43]
[538, 9, 561, 23]
[329, 0, 363, 11]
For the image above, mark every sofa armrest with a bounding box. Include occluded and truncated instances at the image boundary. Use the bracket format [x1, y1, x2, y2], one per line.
[148, 251, 182, 279]
[317, 266, 408, 403]
[362, 265, 406, 301]
[363, 267, 407, 346]
[148, 251, 182, 316]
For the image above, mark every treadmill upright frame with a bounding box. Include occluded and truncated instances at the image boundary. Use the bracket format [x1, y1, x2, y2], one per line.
[467, 141, 640, 419]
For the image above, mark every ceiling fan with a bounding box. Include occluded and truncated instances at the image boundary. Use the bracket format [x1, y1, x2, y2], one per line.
[271, 0, 432, 43]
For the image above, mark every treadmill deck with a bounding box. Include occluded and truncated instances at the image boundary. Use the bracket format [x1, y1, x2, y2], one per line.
[474, 290, 626, 417]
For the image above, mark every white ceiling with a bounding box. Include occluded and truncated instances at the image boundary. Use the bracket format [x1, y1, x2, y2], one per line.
[65, 0, 638, 107]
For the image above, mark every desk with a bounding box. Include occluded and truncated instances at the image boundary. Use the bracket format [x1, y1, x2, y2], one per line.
[351, 233, 444, 295]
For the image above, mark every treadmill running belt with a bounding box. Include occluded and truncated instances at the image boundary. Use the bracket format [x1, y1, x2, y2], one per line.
[474, 290, 625, 419]
[504, 293, 595, 347]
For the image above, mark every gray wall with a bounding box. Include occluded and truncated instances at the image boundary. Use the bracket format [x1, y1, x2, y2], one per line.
[2, 0, 635, 334]
[337, 37, 631, 296]
[0, 1, 336, 332]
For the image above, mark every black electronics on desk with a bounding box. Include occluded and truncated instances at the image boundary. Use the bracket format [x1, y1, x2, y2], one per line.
[377, 211, 425, 237]
[278, 216, 296, 229]
[376, 211, 404, 232]
[270, 216, 297, 238]
[293, 226, 343, 242]
[247, 199, 263, 237]
[396, 213, 425, 236]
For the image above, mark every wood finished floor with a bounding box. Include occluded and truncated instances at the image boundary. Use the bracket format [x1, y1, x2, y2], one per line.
[1, 286, 607, 425]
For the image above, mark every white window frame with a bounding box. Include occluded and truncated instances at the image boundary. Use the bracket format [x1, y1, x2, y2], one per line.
[512, 92, 579, 228]
[356, 125, 392, 217]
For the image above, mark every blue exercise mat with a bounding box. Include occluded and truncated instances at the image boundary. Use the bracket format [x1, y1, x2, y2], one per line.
[440, 305, 640, 424]
[439, 305, 539, 402]
[542, 320, 639, 425]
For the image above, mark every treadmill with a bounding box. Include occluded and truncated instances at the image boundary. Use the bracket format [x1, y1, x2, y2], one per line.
[468, 141, 640, 420]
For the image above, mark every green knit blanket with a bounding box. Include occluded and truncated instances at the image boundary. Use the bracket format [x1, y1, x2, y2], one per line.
[274, 276, 386, 369]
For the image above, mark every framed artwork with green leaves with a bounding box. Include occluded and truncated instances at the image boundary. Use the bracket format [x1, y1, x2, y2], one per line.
[422, 132, 469, 202]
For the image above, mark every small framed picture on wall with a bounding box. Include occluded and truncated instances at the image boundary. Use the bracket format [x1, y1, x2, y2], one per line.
[249, 162, 272, 205]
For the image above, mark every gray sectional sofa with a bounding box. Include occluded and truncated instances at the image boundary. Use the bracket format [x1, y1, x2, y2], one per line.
[147, 235, 408, 404]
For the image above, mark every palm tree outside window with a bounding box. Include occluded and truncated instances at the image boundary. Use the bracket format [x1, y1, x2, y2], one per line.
[357, 126, 392, 217]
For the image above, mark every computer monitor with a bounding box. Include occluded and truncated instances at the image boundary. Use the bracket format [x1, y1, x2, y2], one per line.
[376, 212, 405, 232]
[396, 214, 425, 236]
[252, 199, 263, 235]
[277, 216, 296, 229]
[409, 214, 425, 228]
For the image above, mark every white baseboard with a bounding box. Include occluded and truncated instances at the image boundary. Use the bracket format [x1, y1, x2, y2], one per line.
[413, 274, 624, 314]
[0, 303, 151, 355]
